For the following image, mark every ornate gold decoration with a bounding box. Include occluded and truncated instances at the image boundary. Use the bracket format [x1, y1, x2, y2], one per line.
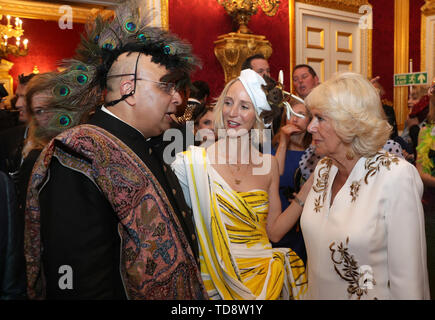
[329, 237, 376, 300]
[295, 0, 369, 13]
[176, 102, 196, 124]
[0, 14, 28, 58]
[421, 1, 435, 84]
[348, 152, 399, 202]
[0, 58, 13, 107]
[349, 181, 360, 202]
[160, 0, 169, 30]
[214, 32, 272, 83]
[217, 0, 280, 34]
[312, 157, 332, 213]
[422, 0, 435, 16]
[364, 152, 399, 184]
[0, 0, 113, 24]
[394, 0, 410, 131]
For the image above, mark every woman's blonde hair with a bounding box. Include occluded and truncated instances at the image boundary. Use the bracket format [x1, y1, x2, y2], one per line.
[305, 72, 391, 157]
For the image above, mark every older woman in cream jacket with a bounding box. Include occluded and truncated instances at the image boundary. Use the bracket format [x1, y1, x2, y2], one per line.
[274, 72, 430, 300]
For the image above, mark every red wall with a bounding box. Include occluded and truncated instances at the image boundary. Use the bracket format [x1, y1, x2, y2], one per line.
[6, 18, 84, 91]
[369, 0, 425, 103]
[370, 0, 395, 102]
[169, 0, 290, 99]
[4, 0, 425, 103]
[409, 0, 425, 74]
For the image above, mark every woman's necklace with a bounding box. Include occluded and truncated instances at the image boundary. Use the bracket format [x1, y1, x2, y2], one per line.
[227, 162, 250, 185]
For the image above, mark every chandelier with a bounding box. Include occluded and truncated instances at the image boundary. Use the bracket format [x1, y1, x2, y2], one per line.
[217, 0, 280, 34]
[0, 14, 29, 58]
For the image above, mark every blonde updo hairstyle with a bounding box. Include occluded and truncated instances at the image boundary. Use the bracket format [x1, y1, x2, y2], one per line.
[214, 78, 266, 144]
[305, 72, 391, 157]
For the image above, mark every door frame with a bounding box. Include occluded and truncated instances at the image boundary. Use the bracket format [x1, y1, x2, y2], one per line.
[293, 1, 372, 83]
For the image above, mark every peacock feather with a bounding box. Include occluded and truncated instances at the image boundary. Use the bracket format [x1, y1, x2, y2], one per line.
[32, 0, 200, 142]
[33, 59, 101, 142]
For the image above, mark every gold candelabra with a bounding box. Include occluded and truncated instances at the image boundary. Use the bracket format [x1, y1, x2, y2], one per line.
[0, 14, 29, 58]
[217, 0, 280, 34]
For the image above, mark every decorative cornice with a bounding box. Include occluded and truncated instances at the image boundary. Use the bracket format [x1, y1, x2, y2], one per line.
[0, 0, 113, 24]
[295, 0, 369, 13]
[422, 0, 435, 16]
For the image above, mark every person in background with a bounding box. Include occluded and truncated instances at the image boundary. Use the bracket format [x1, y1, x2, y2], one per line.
[0, 74, 35, 174]
[281, 72, 429, 299]
[270, 99, 312, 263]
[170, 80, 211, 151]
[402, 85, 430, 162]
[416, 79, 435, 299]
[241, 53, 271, 78]
[292, 64, 319, 100]
[192, 104, 215, 147]
[372, 78, 413, 161]
[0, 170, 26, 299]
[191, 80, 210, 105]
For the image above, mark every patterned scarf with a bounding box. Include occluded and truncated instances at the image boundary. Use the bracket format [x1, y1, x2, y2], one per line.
[24, 124, 207, 299]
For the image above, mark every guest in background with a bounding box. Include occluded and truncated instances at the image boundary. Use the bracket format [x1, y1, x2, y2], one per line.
[0, 74, 35, 173]
[270, 99, 312, 263]
[402, 85, 430, 162]
[241, 53, 271, 78]
[0, 171, 26, 299]
[192, 104, 215, 147]
[292, 64, 319, 100]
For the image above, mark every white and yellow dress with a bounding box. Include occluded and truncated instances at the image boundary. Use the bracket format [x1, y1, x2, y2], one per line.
[171, 146, 307, 300]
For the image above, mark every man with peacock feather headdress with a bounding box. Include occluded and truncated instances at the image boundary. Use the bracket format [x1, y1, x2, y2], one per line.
[24, 0, 206, 299]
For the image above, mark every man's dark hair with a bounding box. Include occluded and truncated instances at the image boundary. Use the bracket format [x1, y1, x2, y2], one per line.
[190, 80, 210, 101]
[241, 54, 267, 71]
[18, 73, 36, 86]
[292, 64, 318, 78]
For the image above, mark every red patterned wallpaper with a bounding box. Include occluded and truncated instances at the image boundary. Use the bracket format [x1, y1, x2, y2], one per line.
[6, 18, 84, 91]
[169, 0, 290, 99]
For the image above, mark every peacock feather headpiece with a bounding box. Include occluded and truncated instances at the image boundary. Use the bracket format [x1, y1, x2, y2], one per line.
[76, 0, 200, 90]
[28, 0, 200, 142]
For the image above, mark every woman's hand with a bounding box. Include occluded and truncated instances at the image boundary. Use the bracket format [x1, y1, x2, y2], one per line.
[278, 122, 302, 147]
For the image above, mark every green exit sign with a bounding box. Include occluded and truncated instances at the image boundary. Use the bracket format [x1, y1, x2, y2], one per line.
[394, 72, 428, 86]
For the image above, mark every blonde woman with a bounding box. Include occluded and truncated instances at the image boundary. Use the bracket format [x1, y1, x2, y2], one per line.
[289, 72, 429, 299]
[171, 69, 311, 300]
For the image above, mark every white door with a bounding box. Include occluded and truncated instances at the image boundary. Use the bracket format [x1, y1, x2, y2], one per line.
[296, 2, 370, 83]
